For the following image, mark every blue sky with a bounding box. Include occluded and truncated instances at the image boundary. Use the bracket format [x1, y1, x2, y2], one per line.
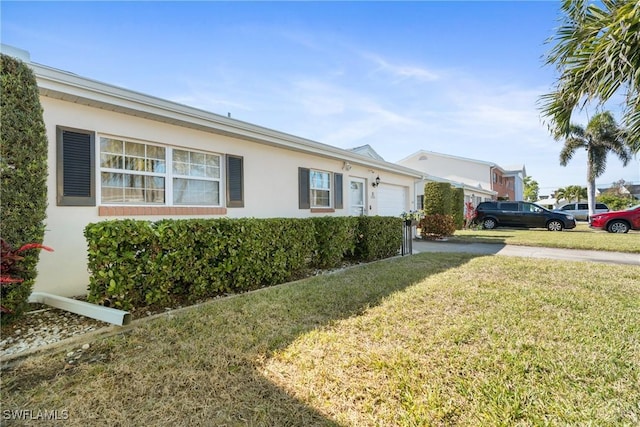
[2, 1, 639, 194]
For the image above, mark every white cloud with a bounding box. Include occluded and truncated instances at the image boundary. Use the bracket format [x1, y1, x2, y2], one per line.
[362, 52, 440, 83]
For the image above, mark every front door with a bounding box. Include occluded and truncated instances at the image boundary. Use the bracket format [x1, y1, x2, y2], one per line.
[349, 178, 366, 216]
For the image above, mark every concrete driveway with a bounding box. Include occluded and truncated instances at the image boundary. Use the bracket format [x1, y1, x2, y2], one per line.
[412, 240, 640, 266]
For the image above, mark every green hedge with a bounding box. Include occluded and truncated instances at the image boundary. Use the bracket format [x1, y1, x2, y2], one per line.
[423, 182, 465, 232]
[423, 182, 452, 215]
[311, 216, 358, 268]
[353, 216, 403, 262]
[85, 216, 402, 310]
[1, 54, 49, 320]
[451, 187, 465, 230]
[420, 214, 457, 239]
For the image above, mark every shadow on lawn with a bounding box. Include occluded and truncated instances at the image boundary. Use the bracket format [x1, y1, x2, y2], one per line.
[415, 237, 507, 254]
[2, 252, 483, 426]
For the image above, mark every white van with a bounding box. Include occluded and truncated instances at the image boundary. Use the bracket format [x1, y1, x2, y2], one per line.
[555, 202, 609, 221]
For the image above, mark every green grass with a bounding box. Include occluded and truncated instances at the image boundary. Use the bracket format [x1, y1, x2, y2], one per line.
[452, 222, 640, 253]
[2, 253, 639, 426]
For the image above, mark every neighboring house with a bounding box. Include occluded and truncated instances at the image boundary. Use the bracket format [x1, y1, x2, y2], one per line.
[4, 45, 426, 297]
[598, 183, 640, 201]
[502, 165, 527, 202]
[348, 144, 386, 162]
[534, 196, 561, 210]
[397, 150, 526, 204]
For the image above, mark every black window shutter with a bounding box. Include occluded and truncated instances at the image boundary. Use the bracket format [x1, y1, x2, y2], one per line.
[226, 155, 244, 208]
[299, 167, 310, 209]
[334, 173, 343, 209]
[57, 127, 95, 206]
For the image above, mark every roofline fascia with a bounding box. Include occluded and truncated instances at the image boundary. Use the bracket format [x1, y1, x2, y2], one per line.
[30, 62, 424, 179]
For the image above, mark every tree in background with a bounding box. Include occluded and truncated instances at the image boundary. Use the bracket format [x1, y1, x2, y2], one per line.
[555, 185, 588, 203]
[596, 179, 636, 210]
[558, 111, 632, 217]
[523, 176, 539, 202]
[540, 0, 640, 152]
[597, 193, 636, 211]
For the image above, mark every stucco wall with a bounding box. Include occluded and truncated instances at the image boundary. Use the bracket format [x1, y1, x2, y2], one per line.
[399, 153, 491, 190]
[38, 97, 414, 296]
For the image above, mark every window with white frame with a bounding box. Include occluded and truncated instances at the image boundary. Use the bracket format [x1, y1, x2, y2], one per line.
[100, 138, 166, 204]
[172, 149, 220, 205]
[310, 169, 331, 208]
[99, 137, 221, 206]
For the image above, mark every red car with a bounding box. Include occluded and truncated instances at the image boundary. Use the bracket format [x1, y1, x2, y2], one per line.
[589, 205, 640, 233]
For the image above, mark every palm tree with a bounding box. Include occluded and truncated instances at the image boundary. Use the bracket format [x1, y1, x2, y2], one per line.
[559, 111, 632, 217]
[540, 1, 640, 152]
[554, 187, 568, 203]
[567, 185, 587, 202]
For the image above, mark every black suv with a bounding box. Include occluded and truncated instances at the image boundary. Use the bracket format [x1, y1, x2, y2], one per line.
[474, 201, 576, 231]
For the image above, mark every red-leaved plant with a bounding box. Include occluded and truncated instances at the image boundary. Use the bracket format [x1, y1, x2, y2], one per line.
[1, 238, 53, 313]
[464, 201, 477, 229]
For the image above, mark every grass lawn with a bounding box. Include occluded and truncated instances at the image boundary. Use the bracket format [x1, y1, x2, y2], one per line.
[2, 253, 639, 426]
[452, 222, 640, 253]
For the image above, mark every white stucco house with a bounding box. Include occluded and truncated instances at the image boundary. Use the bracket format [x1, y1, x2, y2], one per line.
[4, 45, 428, 297]
[397, 150, 526, 205]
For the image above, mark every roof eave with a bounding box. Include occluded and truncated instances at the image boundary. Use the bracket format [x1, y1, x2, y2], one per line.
[32, 62, 423, 179]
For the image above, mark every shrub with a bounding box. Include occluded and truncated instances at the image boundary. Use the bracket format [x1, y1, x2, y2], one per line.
[464, 201, 477, 229]
[312, 217, 358, 268]
[419, 214, 457, 239]
[0, 239, 53, 315]
[597, 194, 636, 211]
[84, 220, 157, 309]
[85, 216, 402, 310]
[451, 187, 465, 229]
[353, 216, 403, 261]
[1, 54, 49, 320]
[423, 182, 452, 215]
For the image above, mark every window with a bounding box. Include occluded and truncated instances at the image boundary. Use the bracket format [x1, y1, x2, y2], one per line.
[172, 149, 220, 205]
[298, 167, 343, 210]
[523, 203, 541, 213]
[500, 202, 519, 211]
[310, 170, 331, 208]
[57, 126, 95, 206]
[99, 136, 226, 206]
[100, 138, 166, 204]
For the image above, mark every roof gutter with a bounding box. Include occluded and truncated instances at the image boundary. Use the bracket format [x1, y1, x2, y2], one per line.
[30, 62, 423, 179]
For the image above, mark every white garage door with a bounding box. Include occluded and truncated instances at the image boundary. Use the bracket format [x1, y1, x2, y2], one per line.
[377, 184, 408, 216]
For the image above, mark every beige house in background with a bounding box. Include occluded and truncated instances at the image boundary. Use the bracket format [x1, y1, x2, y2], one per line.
[4, 45, 426, 298]
[398, 150, 526, 205]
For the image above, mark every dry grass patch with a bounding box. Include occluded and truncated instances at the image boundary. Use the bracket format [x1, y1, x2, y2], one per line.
[2, 254, 639, 426]
[264, 257, 640, 426]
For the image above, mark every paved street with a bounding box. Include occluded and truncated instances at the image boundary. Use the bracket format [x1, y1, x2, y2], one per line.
[412, 240, 640, 266]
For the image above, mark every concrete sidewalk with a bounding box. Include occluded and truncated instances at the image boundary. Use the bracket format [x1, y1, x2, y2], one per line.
[412, 240, 640, 266]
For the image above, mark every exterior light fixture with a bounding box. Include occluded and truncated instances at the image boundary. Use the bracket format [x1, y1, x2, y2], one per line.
[372, 176, 381, 187]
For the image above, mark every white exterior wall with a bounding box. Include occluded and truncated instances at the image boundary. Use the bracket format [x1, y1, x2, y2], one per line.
[399, 153, 492, 191]
[38, 97, 415, 297]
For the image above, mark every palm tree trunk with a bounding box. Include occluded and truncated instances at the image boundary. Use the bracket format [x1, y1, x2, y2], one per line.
[586, 179, 597, 221]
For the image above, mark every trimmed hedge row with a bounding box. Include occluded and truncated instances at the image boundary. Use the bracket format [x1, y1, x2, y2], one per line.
[1, 54, 49, 320]
[85, 216, 403, 310]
